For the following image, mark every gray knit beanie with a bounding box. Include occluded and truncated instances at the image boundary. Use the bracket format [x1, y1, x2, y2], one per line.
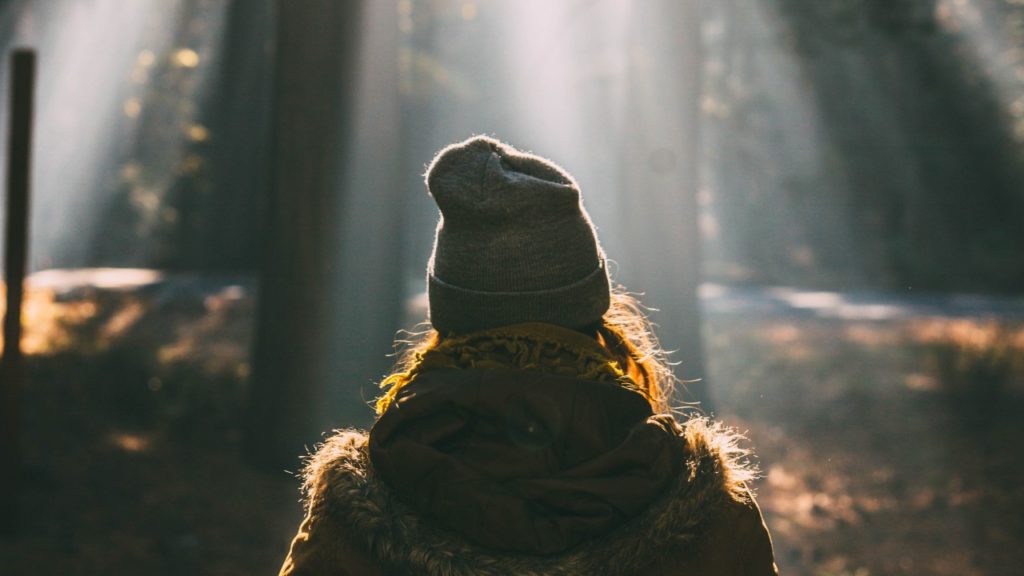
[425, 135, 610, 334]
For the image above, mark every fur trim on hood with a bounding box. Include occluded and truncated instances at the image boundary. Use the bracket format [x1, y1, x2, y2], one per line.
[298, 417, 757, 576]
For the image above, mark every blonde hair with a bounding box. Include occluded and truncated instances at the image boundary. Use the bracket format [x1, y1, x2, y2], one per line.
[375, 288, 677, 415]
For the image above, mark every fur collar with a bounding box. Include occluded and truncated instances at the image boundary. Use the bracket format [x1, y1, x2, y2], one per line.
[300, 417, 757, 576]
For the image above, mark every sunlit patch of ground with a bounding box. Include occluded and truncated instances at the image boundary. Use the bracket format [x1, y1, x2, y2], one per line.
[0, 272, 300, 576]
[708, 313, 1024, 576]
[2, 272, 1023, 575]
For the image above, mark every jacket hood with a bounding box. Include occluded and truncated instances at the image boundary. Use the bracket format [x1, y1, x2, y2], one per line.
[300, 371, 757, 575]
[369, 368, 682, 555]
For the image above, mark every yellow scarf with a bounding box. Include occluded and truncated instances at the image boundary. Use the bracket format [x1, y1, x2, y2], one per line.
[376, 323, 640, 413]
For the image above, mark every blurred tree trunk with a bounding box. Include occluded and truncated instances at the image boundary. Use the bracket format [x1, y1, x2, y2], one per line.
[187, 0, 275, 271]
[618, 0, 709, 409]
[726, 0, 1024, 292]
[245, 0, 364, 469]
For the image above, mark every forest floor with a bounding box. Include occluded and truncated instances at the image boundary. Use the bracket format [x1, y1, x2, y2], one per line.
[1, 269, 1023, 575]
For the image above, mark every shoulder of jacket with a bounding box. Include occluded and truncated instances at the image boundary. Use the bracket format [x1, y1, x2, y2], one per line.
[297, 418, 761, 576]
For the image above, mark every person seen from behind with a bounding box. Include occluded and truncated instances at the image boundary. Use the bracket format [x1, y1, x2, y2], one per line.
[279, 136, 779, 575]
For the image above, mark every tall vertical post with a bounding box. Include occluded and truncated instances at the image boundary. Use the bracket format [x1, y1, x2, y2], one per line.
[1, 49, 36, 536]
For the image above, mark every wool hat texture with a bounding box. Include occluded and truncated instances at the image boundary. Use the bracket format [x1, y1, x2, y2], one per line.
[425, 135, 610, 334]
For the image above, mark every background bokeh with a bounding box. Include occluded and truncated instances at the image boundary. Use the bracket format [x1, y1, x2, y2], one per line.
[0, 1, 1022, 574]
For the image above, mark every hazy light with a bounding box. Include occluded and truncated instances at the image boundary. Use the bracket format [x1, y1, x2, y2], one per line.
[137, 50, 156, 67]
[831, 304, 905, 321]
[171, 47, 200, 68]
[99, 300, 145, 341]
[123, 97, 142, 118]
[783, 291, 845, 310]
[934, 0, 1024, 127]
[0, 0, 228, 269]
[27, 268, 163, 290]
[187, 124, 209, 142]
[109, 432, 150, 453]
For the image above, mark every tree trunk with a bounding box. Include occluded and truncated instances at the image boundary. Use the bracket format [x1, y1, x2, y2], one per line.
[245, 0, 364, 469]
[190, 0, 275, 271]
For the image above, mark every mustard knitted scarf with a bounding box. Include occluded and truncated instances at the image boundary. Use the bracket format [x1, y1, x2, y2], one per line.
[376, 323, 641, 413]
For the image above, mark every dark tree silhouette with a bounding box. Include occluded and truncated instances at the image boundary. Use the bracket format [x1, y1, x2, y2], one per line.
[245, 0, 365, 469]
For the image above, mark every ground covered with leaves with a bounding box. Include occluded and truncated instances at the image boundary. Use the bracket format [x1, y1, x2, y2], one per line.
[708, 313, 1024, 576]
[1, 270, 1022, 575]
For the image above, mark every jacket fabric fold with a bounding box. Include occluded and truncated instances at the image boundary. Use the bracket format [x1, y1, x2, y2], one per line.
[279, 366, 779, 576]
